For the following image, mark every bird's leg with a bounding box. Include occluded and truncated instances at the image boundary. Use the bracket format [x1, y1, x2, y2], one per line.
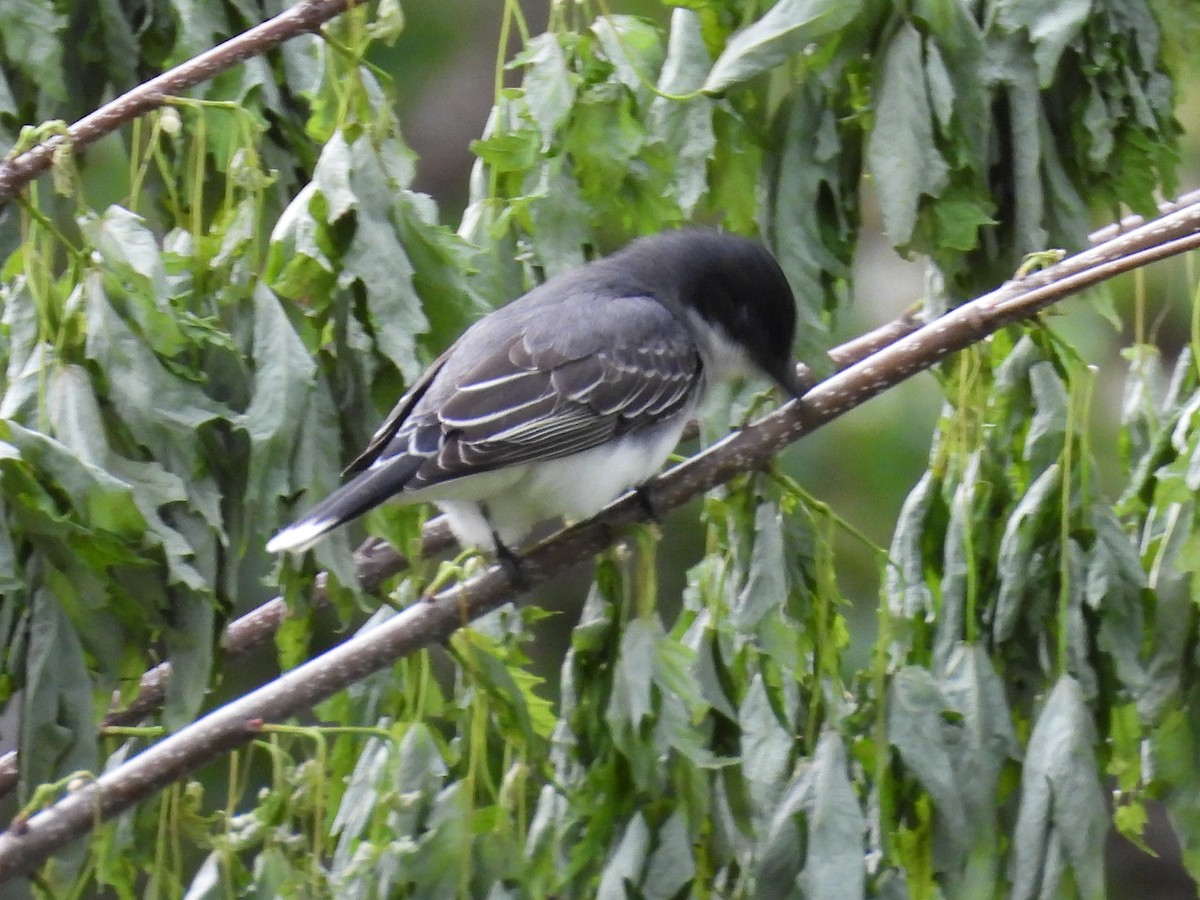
[632, 484, 664, 524]
[492, 537, 530, 591]
[480, 504, 530, 590]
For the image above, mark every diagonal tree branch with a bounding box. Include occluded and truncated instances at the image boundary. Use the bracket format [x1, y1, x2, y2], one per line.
[0, 195, 1197, 880]
[0, 0, 352, 203]
[0, 316, 922, 800]
[0, 303, 929, 801]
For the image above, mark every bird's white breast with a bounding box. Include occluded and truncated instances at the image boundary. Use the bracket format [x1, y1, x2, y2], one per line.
[419, 413, 692, 550]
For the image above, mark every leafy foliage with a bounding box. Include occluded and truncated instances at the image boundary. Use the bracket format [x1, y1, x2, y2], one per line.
[0, 0, 1193, 896]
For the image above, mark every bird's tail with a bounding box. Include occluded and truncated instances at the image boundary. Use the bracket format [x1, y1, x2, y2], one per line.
[266, 455, 424, 554]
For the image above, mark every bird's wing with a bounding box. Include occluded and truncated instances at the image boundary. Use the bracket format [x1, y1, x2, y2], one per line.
[343, 345, 454, 476]
[365, 296, 703, 491]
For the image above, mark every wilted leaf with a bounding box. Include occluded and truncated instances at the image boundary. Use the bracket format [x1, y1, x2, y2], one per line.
[733, 502, 787, 631]
[741, 674, 794, 824]
[647, 9, 714, 216]
[933, 454, 979, 669]
[994, 0, 1091, 87]
[591, 16, 663, 100]
[867, 23, 949, 247]
[888, 667, 970, 865]
[1023, 361, 1068, 476]
[703, 0, 862, 94]
[887, 470, 938, 622]
[597, 812, 650, 900]
[243, 285, 317, 533]
[992, 463, 1060, 643]
[1009, 676, 1106, 900]
[520, 33, 576, 145]
[641, 811, 696, 899]
[19, 584, 97, 802]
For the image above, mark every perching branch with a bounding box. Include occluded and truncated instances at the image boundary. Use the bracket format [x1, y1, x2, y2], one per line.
[0, 195, 1197, 881]
[0, 0, 352, 203]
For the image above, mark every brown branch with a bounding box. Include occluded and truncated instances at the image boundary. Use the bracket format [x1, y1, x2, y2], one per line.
[0, 300, 922, 799]
[0, 302, 932, 800]
[0, 196, 1197, 880]
[0, 0, 352, 204]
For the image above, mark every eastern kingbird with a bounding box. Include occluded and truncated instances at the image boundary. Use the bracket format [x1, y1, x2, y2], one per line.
[267, 230, 804, 557]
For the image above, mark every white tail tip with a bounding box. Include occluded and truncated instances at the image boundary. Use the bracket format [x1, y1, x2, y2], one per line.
[266, 519, 337, 554]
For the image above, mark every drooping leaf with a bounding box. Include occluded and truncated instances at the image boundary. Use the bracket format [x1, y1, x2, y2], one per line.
[703, 0, 862, 94]
[992, 463, 1060, 643]
[647, 9, 715, 217]
[888, 667, 971, 867]
[19, 584, 97, 803]
[1009, 676, 1106, 900]
[867, 23, 949, 248]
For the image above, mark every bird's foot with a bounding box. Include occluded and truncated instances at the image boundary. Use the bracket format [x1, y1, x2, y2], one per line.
[492, 534, 531, 591]
[633, 484, 664, 524]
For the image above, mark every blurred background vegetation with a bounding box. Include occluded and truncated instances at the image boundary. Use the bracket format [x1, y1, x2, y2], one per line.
[0, 0, 1199, 895]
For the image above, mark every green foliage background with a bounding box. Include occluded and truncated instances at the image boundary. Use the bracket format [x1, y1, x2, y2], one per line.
[0, 0, 1197, 896]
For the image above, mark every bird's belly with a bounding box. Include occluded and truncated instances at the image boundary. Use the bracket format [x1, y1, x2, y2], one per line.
[416, 418, 689, 551]
[519, 417, 690, 523]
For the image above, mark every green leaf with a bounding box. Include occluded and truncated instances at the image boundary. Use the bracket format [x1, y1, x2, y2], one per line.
[886, 470, 938, 622]
[264, 182, 337, 300]
[345, 136, 430, 383]
[929, 188, 997, 253]
[1024, 361, 1068, 476]
[607, 617, 657, 731]
[597, 812, 650, 900]
[992, 463, 1060, 643]
[520, 34, 577, 145]
[243, 285, 317, 535]
[888, 667, 971, 864]
[453, 627, 556, 744]
[647, 9, 715, 217]
[1009, 676, 1106, 900]
[994, 0, 1091, 88]
[591, 15, 663, 101]
[1151, 696, 1200, 882]
[162, 580, 215, 731]
[733, 501, 787, 631]
[1, 418, 145, 540]
[867, 23, 949, 248]
[84, 275, 233, 473]
[48, 365, 211, 591]
[703, 0, 863, 94]
[526, 161, 591, 277]
[82, 207, 187, 356]
[19, 584, 97, 803]
[0, 0, 67, 102]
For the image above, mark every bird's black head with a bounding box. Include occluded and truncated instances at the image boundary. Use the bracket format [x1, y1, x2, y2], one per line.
[610, 230, 805, 397]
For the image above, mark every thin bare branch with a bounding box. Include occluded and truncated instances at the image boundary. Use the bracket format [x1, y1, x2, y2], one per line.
[0, 0, 351, 203]
[0, 195, 1197, 880]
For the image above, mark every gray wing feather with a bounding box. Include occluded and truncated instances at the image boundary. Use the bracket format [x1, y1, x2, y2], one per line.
[355, 294, 701, 491]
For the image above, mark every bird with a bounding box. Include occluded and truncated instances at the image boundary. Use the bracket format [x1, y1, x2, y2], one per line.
[266, 229, 805, 561]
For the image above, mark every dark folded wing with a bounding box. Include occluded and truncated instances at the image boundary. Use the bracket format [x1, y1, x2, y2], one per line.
[358, 297, 702, 491]
[343, 345, 454, 476]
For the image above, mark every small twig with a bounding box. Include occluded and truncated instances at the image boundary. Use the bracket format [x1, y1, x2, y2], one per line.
[0, 195, 1197, 879]
[0, 0, 352, 203]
